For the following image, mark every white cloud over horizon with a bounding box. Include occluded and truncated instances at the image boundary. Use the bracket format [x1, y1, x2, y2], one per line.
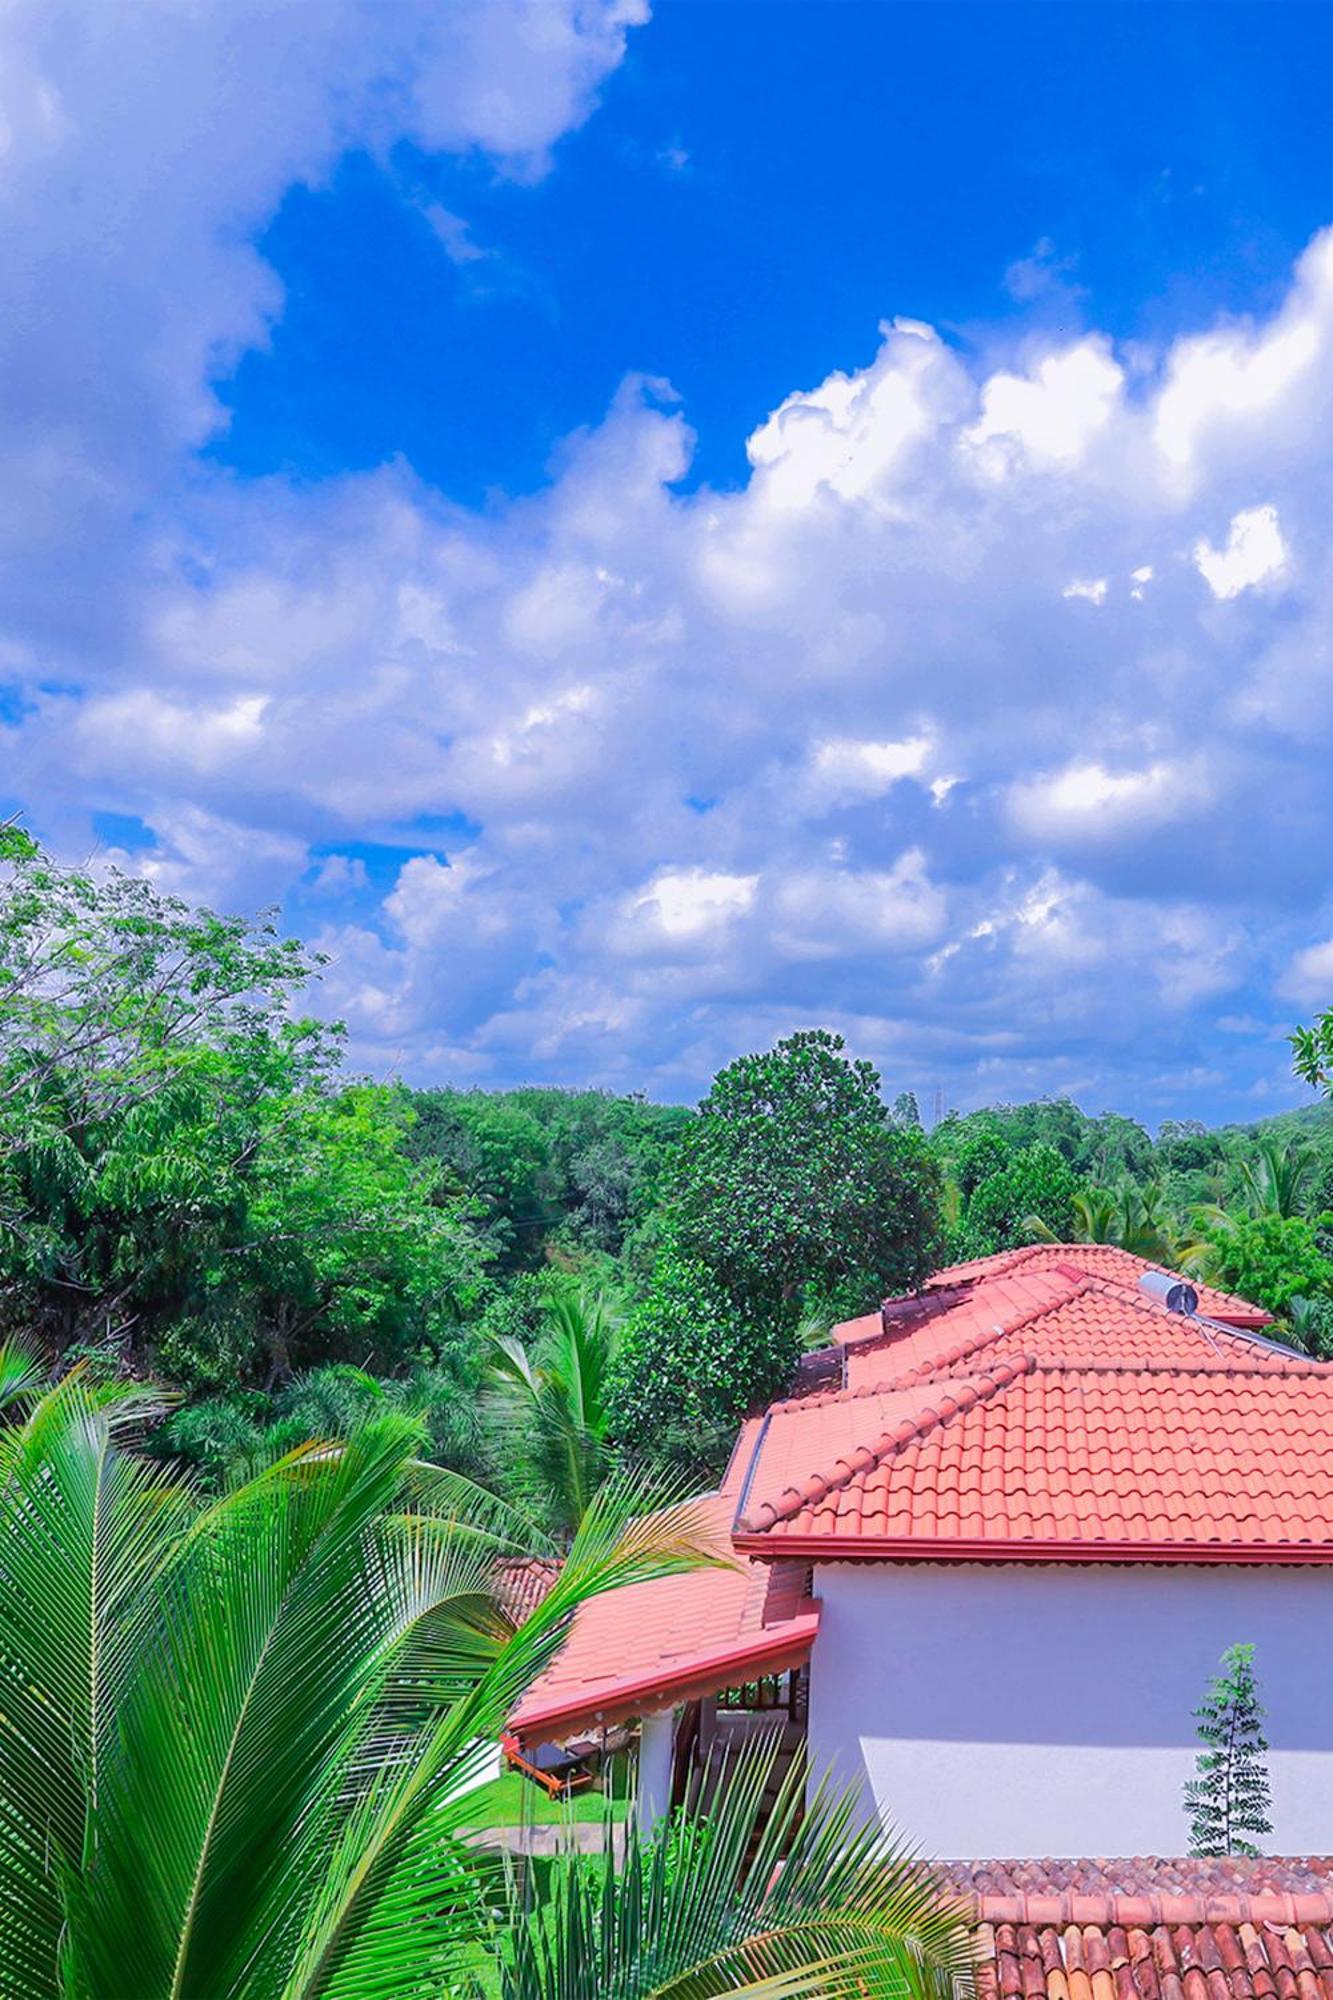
[3, 1, 1333, 1123]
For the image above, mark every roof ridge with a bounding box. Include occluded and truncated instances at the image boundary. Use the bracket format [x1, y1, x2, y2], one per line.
[1023, 1351, 1330, 1378]
[871, 1278, 1094, 1393]
[925, 1242, 1274, 1321]
[958, 1881, 1333, 1926]
[738, 1355, 1036, 1535]
[805, 1275, 1092, 1407]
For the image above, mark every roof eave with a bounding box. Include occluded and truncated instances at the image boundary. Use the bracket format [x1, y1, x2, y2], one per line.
[731, 1531, 1333, 1567]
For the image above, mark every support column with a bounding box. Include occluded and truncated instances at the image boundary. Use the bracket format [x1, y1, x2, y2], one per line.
[635, 1707, 676, 1837]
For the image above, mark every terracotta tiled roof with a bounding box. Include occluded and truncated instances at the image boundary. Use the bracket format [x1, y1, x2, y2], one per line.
[511, 1245, 1312, 1736]
[495, 1557, 561, 1624]
[836, 1272, 1297, 1394]
[508, 1427, 819, 1745]
[735, 1346, 1333, 1559]
[920, 1245, 1273, 1330]
[945, 1858, 1333, 2000]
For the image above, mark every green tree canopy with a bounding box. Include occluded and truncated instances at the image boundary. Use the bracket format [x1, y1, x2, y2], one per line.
[669, 1029, 942, 1322]
[0, 831, 489, 1391]
[608, 1247, 780, 1470]
[961, 1141, 1080, 1257]
[1193, 1211, 1333, 1318]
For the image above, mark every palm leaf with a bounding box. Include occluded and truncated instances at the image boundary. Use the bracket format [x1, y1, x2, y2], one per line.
[274, 1474, 723, 2000]
[62, 1414, 434, 1996]
[0, 1370, 194, 1998]
[497, 1734, 975, 2000]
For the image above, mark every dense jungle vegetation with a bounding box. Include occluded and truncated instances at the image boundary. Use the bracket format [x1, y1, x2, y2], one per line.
[5, 824, 1333, 1509]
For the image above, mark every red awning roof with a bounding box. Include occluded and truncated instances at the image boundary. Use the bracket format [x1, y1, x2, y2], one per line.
[508, 1425, 819, 1746]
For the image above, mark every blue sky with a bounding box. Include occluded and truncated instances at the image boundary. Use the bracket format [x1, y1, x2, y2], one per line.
[217, 4, 1333, 505]
[5, 0, 1333, 1125]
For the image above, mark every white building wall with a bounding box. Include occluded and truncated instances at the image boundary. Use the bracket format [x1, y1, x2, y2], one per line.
[808, 1562, 1333, 1858]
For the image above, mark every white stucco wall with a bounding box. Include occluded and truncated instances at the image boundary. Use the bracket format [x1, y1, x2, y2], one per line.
[808, 1562, 1333, 1858]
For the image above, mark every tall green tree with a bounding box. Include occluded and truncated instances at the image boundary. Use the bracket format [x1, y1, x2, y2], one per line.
[0, 823, 328, 1152]
[963, 1142, 1079, 1256]
[0, 830, 489, 1388]
[670, 1030, 942, 1321]
[609, 1248, 772, 1472]
[1185, 1643, 1272, 1857]
[610, 1033, 942, 1465]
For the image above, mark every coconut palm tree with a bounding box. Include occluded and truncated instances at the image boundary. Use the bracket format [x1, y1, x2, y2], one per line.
[1178, 1141, 1319, 1289]
[0, 1345, 973, 2000]
[1028, 1177, 1183, 1264]
[1235, 1137, 1315, 1221]
[0, 1346, 711, 1999]
[486, 1287, 620, 1540]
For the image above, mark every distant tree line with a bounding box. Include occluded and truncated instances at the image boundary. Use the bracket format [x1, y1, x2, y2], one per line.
[5, 823, 1333, 1514]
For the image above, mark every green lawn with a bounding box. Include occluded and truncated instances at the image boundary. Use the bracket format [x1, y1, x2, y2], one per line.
[461, 1770, 630, 1827]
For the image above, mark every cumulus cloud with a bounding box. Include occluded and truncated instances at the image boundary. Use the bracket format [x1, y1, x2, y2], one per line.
[1007, 758, 1215, 845]
[799, 736, 933, 808]
[613, 869, 760, 954]
[1193, 504, 1288, 600]
[8, 2, 1333, 1119]
[964, 338, 1124, 473]
[1280, 940, 1333, 1006]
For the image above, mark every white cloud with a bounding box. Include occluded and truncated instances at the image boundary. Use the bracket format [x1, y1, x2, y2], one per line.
[745, 319, 963, 511]
[11, 12, 1333, 1115]
[0, 0, 646, 656]
[1153, 231, 1333, 482]
[423, 206, 489, 266]
[965, 339, 1123, 473]
[1008, 759, 1214, 843]
[802, 735, 932, 807]
[1194, 504, 1288, 600]
[1280, 939, 1333, 1006]
[106, 804, 307, 910]
[308, 854, 369, 896]
[769, 850, 945, 957]
[616, 868, 759, 951]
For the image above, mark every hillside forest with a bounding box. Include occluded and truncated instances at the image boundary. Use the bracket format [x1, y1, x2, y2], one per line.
[5, 825, 1333, 1523]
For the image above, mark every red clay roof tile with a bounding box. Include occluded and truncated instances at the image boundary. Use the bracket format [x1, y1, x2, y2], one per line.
[954, 1858, 1333, 2000]
[737, 1337, 1333, 1560]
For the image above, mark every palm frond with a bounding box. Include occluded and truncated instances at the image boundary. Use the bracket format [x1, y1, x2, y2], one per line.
[0, 1370, 195, 1996]
[496, 1733, 975, 2000]
[0, 1336, 44, 1416]
[274, 1472, 722, 2000]
[63, 1413, 432, 1999]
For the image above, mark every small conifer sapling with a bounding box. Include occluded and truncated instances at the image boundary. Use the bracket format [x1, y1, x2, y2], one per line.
[1184, 1642, 1273, 1856]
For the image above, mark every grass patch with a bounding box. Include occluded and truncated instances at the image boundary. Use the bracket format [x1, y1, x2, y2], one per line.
[461, 1770, 630, 1828]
